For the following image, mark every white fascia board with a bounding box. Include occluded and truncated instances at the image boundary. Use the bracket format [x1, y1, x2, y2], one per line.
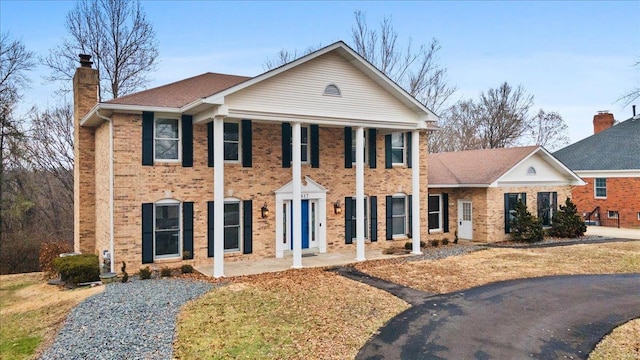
[227, 109, 427, 130]
[200, 41, 438, 123]
[576, 170, 640, 178]
[494, 181, 581, 187]
[427, 184, 489, 188]
[80, 103, 181, 126]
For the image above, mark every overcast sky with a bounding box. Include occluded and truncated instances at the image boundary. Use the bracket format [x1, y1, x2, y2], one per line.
[2, 0, 638, 143]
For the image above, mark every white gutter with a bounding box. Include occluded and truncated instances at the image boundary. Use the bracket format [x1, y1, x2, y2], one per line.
[96, 110, 115, 273]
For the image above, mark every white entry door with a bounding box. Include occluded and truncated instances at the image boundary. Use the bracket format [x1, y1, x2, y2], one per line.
[458, 200, 473, 240]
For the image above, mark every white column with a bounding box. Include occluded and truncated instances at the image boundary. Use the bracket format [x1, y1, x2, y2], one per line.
[213, 117, 225, 277]
[355, 126, 366, 261]
[411, 130, 422, 255]
[291, 122, 303, 268]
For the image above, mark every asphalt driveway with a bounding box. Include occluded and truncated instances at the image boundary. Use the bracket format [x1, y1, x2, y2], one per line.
[356, 274, 640, 359]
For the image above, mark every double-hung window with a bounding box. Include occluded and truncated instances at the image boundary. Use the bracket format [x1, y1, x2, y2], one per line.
[224, 201, 241, 251]
[224, 122, 240, 162]
[351, 129, 367, 165]
[392, 195, 407, 237]
[595, 178, 607, 198]
[504, 193, 526, 233]
[154, 118, 180, 161]
[349, 197, 369, 240]
[391, 133, 405, 165]
[537, 192, 557, 227]
[154, 202, 181, 258]
[428, 195, 442, 232]
[290, 126, 309, 163]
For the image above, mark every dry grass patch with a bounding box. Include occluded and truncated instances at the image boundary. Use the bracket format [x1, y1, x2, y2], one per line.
[0, 272, 103, 360]
[589, 319, 640, 360]
[174, 267, 408, 360]
[355, 242, 640, 293]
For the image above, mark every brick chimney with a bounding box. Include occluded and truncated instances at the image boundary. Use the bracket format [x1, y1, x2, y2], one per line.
[593, 111, 614, 134]
[73, 54, 99, 254]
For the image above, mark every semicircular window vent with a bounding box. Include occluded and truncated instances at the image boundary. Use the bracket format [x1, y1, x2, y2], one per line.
[527, 166, 536, 175]
[324, 84, 341, 96]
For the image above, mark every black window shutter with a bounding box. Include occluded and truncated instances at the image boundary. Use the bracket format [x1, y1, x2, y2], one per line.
[521, 193, 527, 206]
[344, 127, 352, 168]
[384, 135, 392, 169]
[183, 202, 194, 259]
[368, 129, 377, 168]
[207, 122, 214, 167]
[142, 112, 154, 166]
[504, 194, 510, 234]
[370, 196, 378, 242]
[552, 192, 558, 211]
[282, 123, 291, 168]
[385, 195, 393, 240]
[310, 124, 319, 168]
[207, 201, 215, 257]
[406, 132, 412, 168]
[537, 192, 543, 219]
[408, 195, 413, 236]
[242, 120, 252, 167]
[443, 193, 449, 233]
[243, 200, 253, 254]
[141, 203, 154, 263]
[182, 115, 193, 167]
[344, 197, 353, 244]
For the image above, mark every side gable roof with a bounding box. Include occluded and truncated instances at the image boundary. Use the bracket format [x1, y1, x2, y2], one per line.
[428, 146, 584, 187]
[553, 116, 640, 171]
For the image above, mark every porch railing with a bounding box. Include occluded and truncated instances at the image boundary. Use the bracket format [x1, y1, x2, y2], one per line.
[584, 206, 620, 228]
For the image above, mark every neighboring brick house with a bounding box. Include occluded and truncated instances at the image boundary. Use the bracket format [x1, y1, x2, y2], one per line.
[73, 42, 438, 277]
[427, 146, 584, 242]
[554, 111, 640, 229]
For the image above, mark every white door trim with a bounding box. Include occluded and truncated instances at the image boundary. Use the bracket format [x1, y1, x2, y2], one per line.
[458, 200, 473, 240]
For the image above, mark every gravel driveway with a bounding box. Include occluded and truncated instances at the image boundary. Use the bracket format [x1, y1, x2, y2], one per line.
[39, 278, 214, 360]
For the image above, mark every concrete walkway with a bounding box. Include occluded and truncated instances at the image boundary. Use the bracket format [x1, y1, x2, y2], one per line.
[196, 247, 409, 277]
[356, 274, 640, 359]
[585, 225, 640, 239]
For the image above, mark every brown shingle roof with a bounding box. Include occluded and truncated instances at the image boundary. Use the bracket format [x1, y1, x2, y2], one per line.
[106, 72, 251, 108]
[429, 146, 539, 185]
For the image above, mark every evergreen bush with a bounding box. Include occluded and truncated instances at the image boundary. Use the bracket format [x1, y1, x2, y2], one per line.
[550, 197, 587, 238]
[510, 200, 544, 243]
[52, 254, 100, 285]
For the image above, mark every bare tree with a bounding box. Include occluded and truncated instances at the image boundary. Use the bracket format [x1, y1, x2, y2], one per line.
[1, 32, 34, 255]
[475, 82, 533, 149]
[351, 11, 456, 114]
[43, 0, 158, 99]
[617, 59, 639, 107]
[263, 11, 456, 114]
[527, 109, 570, 151]
[429, 99, 480, 153]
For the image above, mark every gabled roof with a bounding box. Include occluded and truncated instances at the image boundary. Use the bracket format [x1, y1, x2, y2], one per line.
[428, 146, 584, 187]
[81, 41, 438, 127]
[553, 116, 640, 171]
[106, 73, 250, 108]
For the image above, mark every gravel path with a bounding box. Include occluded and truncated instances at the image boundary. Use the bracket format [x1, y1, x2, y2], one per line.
[39, 278, 214, 360]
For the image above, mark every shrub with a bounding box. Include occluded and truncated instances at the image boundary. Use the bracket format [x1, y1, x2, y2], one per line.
[181, 264, 194, 274]
[139, 266, 152, 280]
[453, 231, 458, 244]
[160, 267, 172, 277]
[431, 239, 440, 247]
[550, 197, 587, 238]
[52, 254, 100, 285]
[121, 261, 129, 283]
[404, 241, 426, 250]
[510, 200, 544, 243]
[442, 238, 449, 245]
[39, 240, 74, 279]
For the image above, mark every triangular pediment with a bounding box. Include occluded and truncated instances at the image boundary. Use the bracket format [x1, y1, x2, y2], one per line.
[275, 176, 328, 194]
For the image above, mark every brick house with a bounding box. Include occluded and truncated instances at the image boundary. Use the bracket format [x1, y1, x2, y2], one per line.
[427, 146, 584, 242]
[554, 111, 640, 229]
[73, 42, 438, 277]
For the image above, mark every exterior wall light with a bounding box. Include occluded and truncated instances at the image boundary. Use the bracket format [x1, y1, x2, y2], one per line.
[334, 200, 342, 215]
[261, 202, 269, 219]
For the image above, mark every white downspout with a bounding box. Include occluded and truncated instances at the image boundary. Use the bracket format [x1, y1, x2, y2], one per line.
[96, 110, 115, 272]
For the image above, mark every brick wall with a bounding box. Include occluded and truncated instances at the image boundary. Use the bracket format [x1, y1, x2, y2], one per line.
[73, 66, 99, 254]
[572, 177, 640, 229]
[104, 114, 430, 270]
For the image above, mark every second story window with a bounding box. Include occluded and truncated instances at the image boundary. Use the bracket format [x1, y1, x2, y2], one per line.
[595, 178, 607, 198]
[391, 132, 405, 165]
[290, 126, 309, 163]
[224, 122, 240, 161]
[154, 118, 180, 161]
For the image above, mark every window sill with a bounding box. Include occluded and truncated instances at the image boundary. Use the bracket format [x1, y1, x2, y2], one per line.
[153, 256, 182, 262]
[429, 229, 443, 234]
